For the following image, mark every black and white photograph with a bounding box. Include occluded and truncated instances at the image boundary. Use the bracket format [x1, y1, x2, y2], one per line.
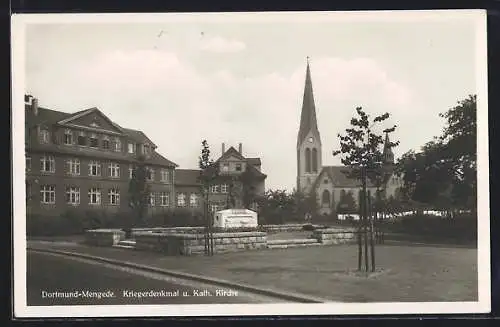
[12, 10, 490, 317]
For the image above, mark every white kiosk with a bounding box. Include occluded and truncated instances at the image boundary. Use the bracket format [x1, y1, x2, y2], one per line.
[213, 209, 258, 229]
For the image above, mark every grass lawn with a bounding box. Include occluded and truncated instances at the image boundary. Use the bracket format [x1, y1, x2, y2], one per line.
[28, 241, 477, 303]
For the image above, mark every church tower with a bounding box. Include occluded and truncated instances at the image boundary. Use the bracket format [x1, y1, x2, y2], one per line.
[296, 58, 322, 194]
[383, 132, 395, 165]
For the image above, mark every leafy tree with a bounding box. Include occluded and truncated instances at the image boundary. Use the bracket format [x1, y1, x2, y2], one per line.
[397, 95, 477, 212]
[240, 169, 258, 209]
[333, 106, 399, 272]
[292, 189, 318, 221]
[128, 155, 151, 230]
[439, 95, 477, 209]
[257, 189, 295, 224]
[336, 191, 358, 215]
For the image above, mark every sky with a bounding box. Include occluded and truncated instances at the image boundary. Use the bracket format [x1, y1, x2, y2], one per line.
[23, 11, 482, 191]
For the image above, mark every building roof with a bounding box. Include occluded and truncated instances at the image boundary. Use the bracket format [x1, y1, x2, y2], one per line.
[216, 146, 266, 180]
[297, 61, 321, 146]
[26, 106, 69, 129]
[246, 163, 267, 179]
[216, 146, 246, 162]
[26, 104, 177, 168]
[246, 157, 261, 166]
[320, 166, 374, 188]
[29, 142, 177, 168]
[316, 165, 396, 189]
[175, 169, 202, 186]
[122, 128, 156, 147]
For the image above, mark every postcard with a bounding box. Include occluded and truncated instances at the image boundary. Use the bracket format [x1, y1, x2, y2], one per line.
[11, 10, 490, 317]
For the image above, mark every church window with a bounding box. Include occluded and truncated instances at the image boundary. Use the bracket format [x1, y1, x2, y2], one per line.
[321, 190, 331, 207]
[305, 148, 311, 173]
[312, 148, 318, 172]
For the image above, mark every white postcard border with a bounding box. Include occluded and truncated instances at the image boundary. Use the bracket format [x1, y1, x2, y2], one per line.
[11, 10, 490, 318]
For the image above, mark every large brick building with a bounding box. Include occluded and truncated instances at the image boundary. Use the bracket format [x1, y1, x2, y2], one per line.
[25, 95, 267, 219]
[25, 95, 178, 218]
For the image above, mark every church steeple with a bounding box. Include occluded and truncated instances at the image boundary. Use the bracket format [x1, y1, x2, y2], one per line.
[297, 57, 321, 147]
[296, 58, 322, 193]
[383, 132, 395, 164]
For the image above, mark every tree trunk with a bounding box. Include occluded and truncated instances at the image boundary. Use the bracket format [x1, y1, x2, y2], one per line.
[362, 167, 369, 272]
[357, 188, 363, 271]
[368, 193, 375, 272]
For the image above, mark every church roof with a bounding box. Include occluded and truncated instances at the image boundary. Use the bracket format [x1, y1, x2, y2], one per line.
[297, 60, 321, 146]
[316, 164, 397, 190]
[320, 166, 371, 188]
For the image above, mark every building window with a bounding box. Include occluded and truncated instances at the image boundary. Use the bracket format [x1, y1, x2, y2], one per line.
[222, 163, 229, 172]
[128, 143, 135, 154]
[177, 193, 186, 207]
[39, 129, 50, 144]
[148, 192, 155, 206]
[40, 155, 55, 173]
[64, 130, 73, 145]
[210, 184, 220, 193]
[108, 188, 120, 205]
[160, 169, 170, 183]
[323, 179, 329, 184]
[305, 148, 311, 173]
[129, 165, 135, 179]
[159, 192, 170, 206]
[143, 144, 150, 155]
[109, 162, 120, 178]
[102, 139, 110, 150]
[190, 194, 198, 207]
[146, 168, 154, 181]
[221, 184, 228, 193]
[114, 138, 122, 152]
[235, 163, 242, 172]
[40, 185, 56, 204]
[88, 188, 101, 205]
[77, 132, 86, 146]
[26, 156, 31, 172]
[89, 133, 99, 148]
[312, 148, 318, 172]
[66, 158, 80, 175]
[66, 186, 80, 205]
[88, 160, 101, 176]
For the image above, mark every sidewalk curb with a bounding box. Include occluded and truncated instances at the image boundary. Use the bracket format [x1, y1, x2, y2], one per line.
[28, 246, 327, 303]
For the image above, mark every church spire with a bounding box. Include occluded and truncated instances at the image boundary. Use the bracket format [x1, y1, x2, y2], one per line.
[297, 57, 320, 146]
[383, 132, 395, 164]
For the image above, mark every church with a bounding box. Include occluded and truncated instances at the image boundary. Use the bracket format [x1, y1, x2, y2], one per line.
[295, 60, 403, 216]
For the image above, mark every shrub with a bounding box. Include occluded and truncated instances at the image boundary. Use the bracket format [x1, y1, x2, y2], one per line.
[147, 208, 205, 228]
[378, 213, 477, 242]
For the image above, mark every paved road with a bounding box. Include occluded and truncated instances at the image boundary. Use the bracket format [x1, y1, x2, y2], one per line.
[27, 250, 283, 306]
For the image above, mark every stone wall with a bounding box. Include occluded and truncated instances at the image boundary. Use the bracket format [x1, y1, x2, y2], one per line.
[312, 227, 356, 245]
[261, 224, 312, 233]
[133, 231, 268, 256]
[84, 229, 126, 247]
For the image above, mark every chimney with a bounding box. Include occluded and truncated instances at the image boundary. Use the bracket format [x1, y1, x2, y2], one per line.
[32, 98, 38, 116]
[238, 143, 242, 154]
[221, 142, 225, 154]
